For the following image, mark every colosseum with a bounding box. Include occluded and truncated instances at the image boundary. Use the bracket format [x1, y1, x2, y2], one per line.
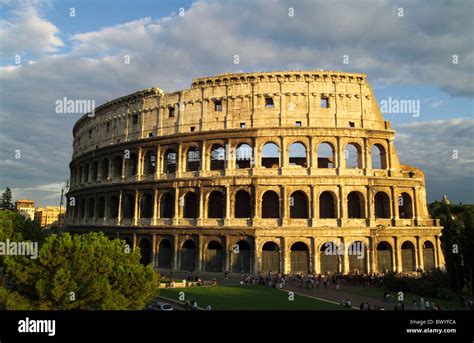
[65, 70, 445, 276]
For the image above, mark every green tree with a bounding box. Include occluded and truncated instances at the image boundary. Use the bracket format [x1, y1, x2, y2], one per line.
[0, 187, 12, 209]
[0, 232, 157, 310]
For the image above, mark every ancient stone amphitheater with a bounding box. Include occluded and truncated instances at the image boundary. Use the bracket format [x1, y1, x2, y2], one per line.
[65, 70, 444, 275]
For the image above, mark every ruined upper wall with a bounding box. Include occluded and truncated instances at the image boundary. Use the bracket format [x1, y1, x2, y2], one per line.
[72, 70, 391, 157]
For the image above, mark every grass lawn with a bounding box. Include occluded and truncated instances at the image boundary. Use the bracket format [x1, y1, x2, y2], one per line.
[342, 286, 460, 309]
[160, 285, 349, 310]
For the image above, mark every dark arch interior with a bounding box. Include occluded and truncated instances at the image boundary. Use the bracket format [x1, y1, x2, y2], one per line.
[235, 190, 251, 218]
[262, 191, 279, 218]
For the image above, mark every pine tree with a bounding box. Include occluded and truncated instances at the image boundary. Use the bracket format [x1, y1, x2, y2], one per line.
[0, 187, 12, 209]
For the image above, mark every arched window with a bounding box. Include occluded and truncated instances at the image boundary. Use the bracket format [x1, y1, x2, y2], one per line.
[398, 193, 413, 219]
[422, 241, 435, 271]
[77, 166, 83, 184]
[180, 239, 196, 271]
[374, 192, 391, 218]
[186, 147, 200, 171]
[126, 153, 138, 176]
[290, 242, 309, 273]
[262, 191, 279, 218]
[347, 191, 365, 218]
[84, 164, 90, 182]
[231, 240, 252, 273]
[376, 242, 393, 272]
[320, 242, 339, 274]
[158, 239, 173, 269]
[140, 193, 153, 218]
[205, 241, 223, 272]
[122, 194, 135, 219]
[113, 156, 122, 178]
[236, 143, 252, 169]
[317, 142, 335, 168]
[319, 191, 336, 218]
[144, 151, 156, 175]
[371, 144, 387, 169]
[109, 195, 119, 218]
[87, 198, 95, 218]
[99, 158, 109, 180]
[97, 196, 105, 218]
[91, 161, 99, 181]
[289, 142, 307, 167]
[348, 241, 367, 274]
[160, 192, 174, 218]
[184, 192, 198, 218]
[401, 241, 416, 272]
[208, 191, 225, 218]
[138, 238, 151, 265]
[345, 143, 362, 168]
[261, 241, 280, 272]
[163, 149, 177, 173]
[210, 144, 225, 171]
[289, 191, 308, 218]
[235, 190, 251, 218]
[261, 142, 279, 168]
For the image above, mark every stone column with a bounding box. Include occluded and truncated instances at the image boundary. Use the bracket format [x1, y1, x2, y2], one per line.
[281, 136, 287, 168]
[198, 187, 204, 226]
[153, 188, 158, 226]
[117, 190, 123, 226]
[435, 235, 443, 269]
[151, 234, 157, 268]
[312, 238, 319, 274]
[394, 237, 401, 273]
[225, 185, 231, 225]
[173, 188, 180, 225]
[341, 237, 349, 275]
[133, 189, 139, 226]
[391, 187, 398, 224]
[416, 236, 424, 271]
[173, 235, 180, 271]
[336, 136, 344, 169]
[137, 147, 143, 180]
[281, 237, 287, 274]
[107, 158, 113, 180]
[363, 137, 369, 171]
[177, 143, 183, 178]
[155, 145, 161, 177]
[201, 141, 207, 174]
[225, 235, 231, 273]
[369, 236, 376, 274]
[197, 235, 203, 271]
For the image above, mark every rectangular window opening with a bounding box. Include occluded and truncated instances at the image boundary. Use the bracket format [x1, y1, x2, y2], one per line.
[168, 106, 175, 118]
[214, 100, 223, 111]
[320, 97, 329, 108]
[265, 97, 274, 108]
[240, 122, 246, 128]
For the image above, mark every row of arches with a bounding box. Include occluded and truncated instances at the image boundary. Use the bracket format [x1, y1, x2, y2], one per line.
[71, 141, 388, 186]
[71, 189, 414, 220]
[132, 237, 437, 274]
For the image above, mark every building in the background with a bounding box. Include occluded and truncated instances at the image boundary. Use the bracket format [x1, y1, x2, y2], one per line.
[15, 199, 35, 220]
[35, 206, 66, 228]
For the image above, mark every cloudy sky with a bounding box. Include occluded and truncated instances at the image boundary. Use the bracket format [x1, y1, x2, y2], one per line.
[0, 0, 473, 206]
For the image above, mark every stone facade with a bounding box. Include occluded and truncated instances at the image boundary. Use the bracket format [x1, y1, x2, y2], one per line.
[65, 70, 444, 275]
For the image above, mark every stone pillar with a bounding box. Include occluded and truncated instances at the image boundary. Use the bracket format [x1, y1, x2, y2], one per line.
[339, 185, 345, 223]
[311, 185, 317, 226]
[281, 136, 287, 168]
[107, 158, 113, 180]
[155, 145, 161, 177]
[137, 147, 143, 180]
[416, 236, 424, 271]
[177, 143, 183, 178]
[341, 237, 349, 275]
[281, 186, 287, 225]
[173, 188, 180, 225]
[254, 239, 259, 273]
[121, 153, 126, 179]
[435, 235, 443, 269]
[312, 238, 320, 274]
[336, 136, 344, 169]
[367, 185, 374, 226]
[225, 235, 231, 273]
[173, 235, 179, 271]
[198, 187, 204, 226]
[281, 237, 287, 274]
[363, 137, 369, 171]
[369, 236, 376, 274]
[117, 190, 123, 226]
[133, 189, 139, 226]
[391, 187, 398, 222]
[225, 185, 231, 225]
[197, 235, 203, 271]
[394, 237, 401, 273]
[201, 141, 207, 173]
[151, 234, 157, 268]
[153, 188, 158, 225]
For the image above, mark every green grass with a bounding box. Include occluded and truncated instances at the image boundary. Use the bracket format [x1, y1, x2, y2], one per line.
[342, 286, 460, 309]
[160, 285, 350, 310]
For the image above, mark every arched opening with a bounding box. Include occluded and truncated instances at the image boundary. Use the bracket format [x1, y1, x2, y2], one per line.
[91, 161, 99, 181]
[210, 144, 225, 171]
[163, 149, 177, 173]
[401, 241, 416, 272]
[376, 242, 393, 273]
[84, 164, 90, 182]
[261, 242, 280, 272]
[208, 191, 225, 218]
[371, 144, 387, 169]
[186, 147, 200, 171]
[180, 240, 196, 271]
[319, 191, 336, 218]
[262, 191, 279, 218]
[317, 142, 335, 168]
[320, 242, 339, 274]
[87, 198, 95, 218]
[422, 241, 435, 271]
[138, 238, 151, 265]
[261, 142, 279, 168]
[113, 156, 122, 178]
[109, 195, 119, 218]
[289, 142, 307, 167]
[183, 192, 198, 218]
[289, 191, 309, 218]
[143, 151, 156, 175]
[158, 239, 172, 269]
[160, 192, 174, 218]
[290, 242, 310, 273]
[348, 241, 368, 274]
[236, 143, 252, 169]
[126, 153, 138, 177]
[78, 166, 83, 184]
[398, 193, 413, 219]
[231, 240, 252, 273]
[347, 191, 365, 218]
[122, 194, 135, 219]
[99, 158, 109, 180]
[235, 190, 251, 218]
[374, 192, 391, 219]
[97, 196, 105, 219]
[345, 143, 362, 168]
[140, 193, 153, 219]
[205, 241, 223, 272]
[79, 199, 85, 218]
